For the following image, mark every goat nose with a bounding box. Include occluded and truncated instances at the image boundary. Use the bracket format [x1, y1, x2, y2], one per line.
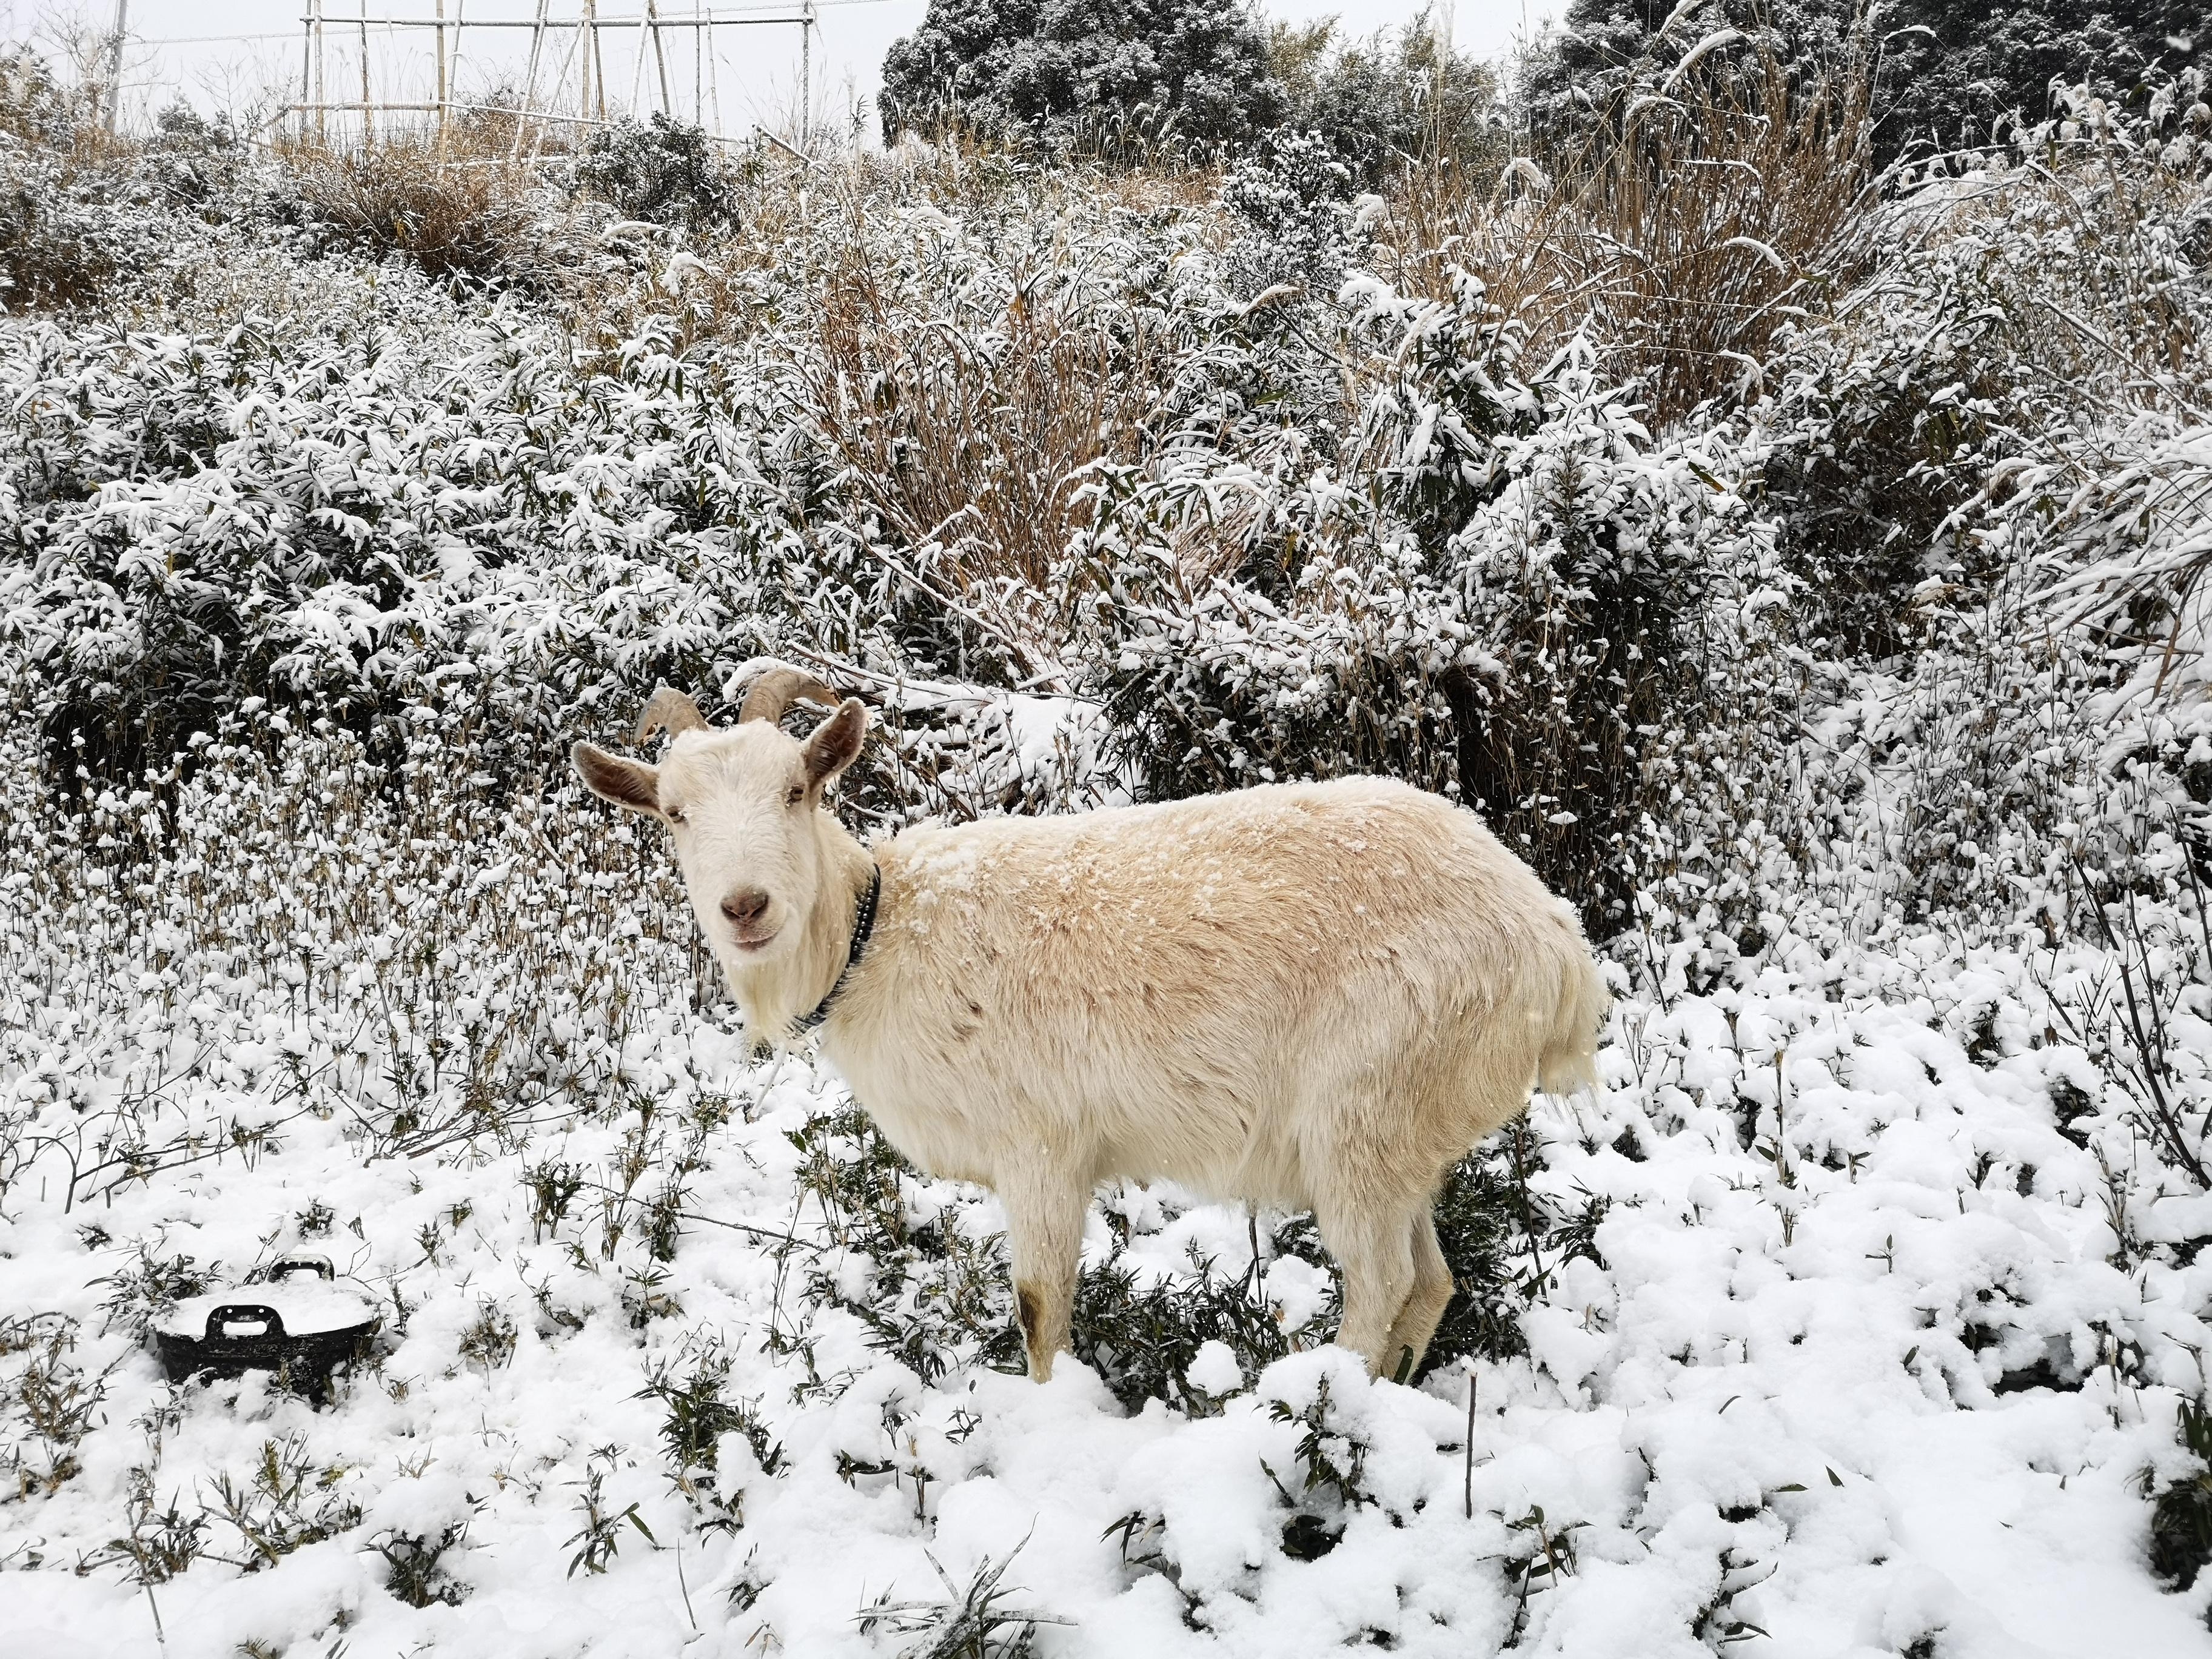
[720, 889, 771, 928]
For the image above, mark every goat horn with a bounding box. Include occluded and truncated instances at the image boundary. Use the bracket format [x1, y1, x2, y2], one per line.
[634, 686, 708, 744]
[738, 666, 841, 726]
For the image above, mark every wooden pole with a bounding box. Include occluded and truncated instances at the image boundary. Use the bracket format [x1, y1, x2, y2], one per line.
[312, 0, 326, 141]
[280, 14, 776, 30]
[575, 5, 590, 127]
[103, 0, 126, 134]
[453, 0, 468, 139]
[799, 0, 811, 154]
[626, 2, 649, 119]
[513, 0, 549, 158]
[646, 0, 672, 119]
[586, 0, 607, 122]
[298, 0, 315, 141]
[526, 7, 579, 163]
[691, 0, 702, 125]
[705, 2, 720, 137]
[358, 0, 374, 143]
[434, 0, 449, 150]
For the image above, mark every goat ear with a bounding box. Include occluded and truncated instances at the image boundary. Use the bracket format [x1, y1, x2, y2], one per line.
[802, 697, 867, 786]
[571, 742, 665, 819]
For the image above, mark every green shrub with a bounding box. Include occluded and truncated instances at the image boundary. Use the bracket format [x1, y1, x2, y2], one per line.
[879, 0, 1283, 156]
[574, 115, 738, 230]
[1265, 8, 1503, 189]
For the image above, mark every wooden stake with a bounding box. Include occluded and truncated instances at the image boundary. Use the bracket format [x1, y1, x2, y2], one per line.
[312, 0, 326, 141]
[1463, 1367, 1477, 1519]
[626, 1, 649, 119]
[358, 0, 374, 143]
[531, 7, 588, 162]
[434, 0, 449, 151]
[513, 0, 549, 158]
[586, 0, 607, 123]
[103, 0, 126, 134]
[298, 0, 315, 141]
[705, 0, 720, 137]
[646, 0, 672, 119]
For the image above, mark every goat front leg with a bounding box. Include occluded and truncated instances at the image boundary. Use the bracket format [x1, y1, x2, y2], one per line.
[998, 1159, 1087, 1382]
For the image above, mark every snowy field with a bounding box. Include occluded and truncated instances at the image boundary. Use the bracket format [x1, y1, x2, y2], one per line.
[4, 720, 2211, 1659]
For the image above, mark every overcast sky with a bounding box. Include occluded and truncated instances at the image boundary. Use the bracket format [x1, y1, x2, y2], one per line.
[2, 1, 1557, 141]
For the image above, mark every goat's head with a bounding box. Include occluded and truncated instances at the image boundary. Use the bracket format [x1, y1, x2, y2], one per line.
[569, 668, 867, 965]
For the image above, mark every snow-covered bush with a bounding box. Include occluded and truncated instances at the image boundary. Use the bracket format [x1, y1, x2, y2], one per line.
[1078, 266, 1788, 922]
[1758, 72, 2212, 655]
[1216, 127, 1357, 297]
[0, 50, 192, 313]
[273, 137, 558, 287]
[878, 0, 1284, 156]
[135, 102, 247, 208]
[1264, 10, 1504, 190]
[1518, 0, 2203, 163]
[572, 115, 740, 232]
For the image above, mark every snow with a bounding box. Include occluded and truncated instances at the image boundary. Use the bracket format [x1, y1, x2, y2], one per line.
[6, 903, 2211, 1655]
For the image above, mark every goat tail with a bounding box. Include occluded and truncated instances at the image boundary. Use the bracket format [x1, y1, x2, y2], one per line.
[1536, 919, 1609, 1096]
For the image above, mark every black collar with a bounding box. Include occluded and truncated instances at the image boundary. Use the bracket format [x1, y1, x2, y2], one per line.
[792, 861, 881, 1035]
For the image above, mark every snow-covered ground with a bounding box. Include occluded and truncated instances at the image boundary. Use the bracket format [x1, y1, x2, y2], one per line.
[5, 731, 2210, 1658]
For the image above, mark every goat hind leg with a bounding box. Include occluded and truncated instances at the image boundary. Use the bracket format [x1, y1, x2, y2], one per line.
[1320, 1198, 1420, 1378]
[1000, 1163, 1086, 1382]
[1381, 1208, 1455, 1381]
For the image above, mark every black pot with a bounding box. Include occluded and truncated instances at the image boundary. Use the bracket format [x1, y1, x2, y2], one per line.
[152, 1253, 382, 1398]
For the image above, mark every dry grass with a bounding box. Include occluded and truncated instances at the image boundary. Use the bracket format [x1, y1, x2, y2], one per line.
[1382, 44, 1880, 424]
[275, 132, 549, 286]
[445, 85, 586, 163]
[813, 266, 1134, 583]
[797, 182, 1199, 679]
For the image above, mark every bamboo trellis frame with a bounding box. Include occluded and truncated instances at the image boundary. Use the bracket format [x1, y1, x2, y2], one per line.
[287, 1, 817, 155]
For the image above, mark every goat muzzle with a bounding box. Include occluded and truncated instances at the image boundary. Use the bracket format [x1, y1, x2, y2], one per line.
[719, 888, 777, 949]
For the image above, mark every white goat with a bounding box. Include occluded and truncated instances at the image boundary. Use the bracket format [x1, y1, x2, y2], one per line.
[572, 669, 1607, 1382]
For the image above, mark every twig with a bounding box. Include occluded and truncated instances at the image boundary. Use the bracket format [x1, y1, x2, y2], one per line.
[143, 1581, 166, 1652]
[676, 1536, 699, 1632]
[1464, 1367, 1478, 1520]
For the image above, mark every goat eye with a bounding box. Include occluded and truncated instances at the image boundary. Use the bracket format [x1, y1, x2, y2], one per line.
[786, 786, 805, 806]
[666, 806, 686, 825]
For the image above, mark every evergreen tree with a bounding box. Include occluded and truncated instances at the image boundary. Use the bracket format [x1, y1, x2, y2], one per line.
[1520, 1, 2209, 161]
[1266, 10, 1504, 189]
[879, 0, 1282, 153]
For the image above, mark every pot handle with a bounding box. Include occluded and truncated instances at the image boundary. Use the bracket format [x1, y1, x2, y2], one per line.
[267, 1254, 334, 1282]
[207, 1304, 287, 1341]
